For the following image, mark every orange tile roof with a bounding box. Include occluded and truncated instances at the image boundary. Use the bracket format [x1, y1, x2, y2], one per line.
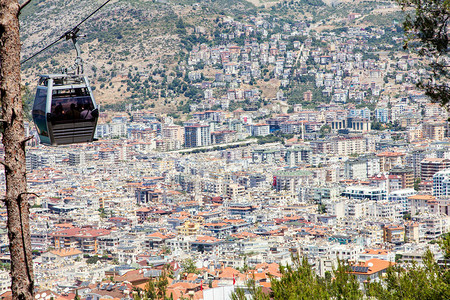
[408, 194, 435, 201]
[351, 258, 394, 275]
[147, 232, 170, 240]
[218, 267, 241, 279]
[376, 151, 405, 157]
[49, 248, 82, 257]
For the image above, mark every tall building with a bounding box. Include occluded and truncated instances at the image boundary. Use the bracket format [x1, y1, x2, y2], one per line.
[247, 123, 270, 136]
[388, 188, 417, 215]
[342, 186, 387, 201]
[383, 225, 405, 244]
[389, 167, 414, 189]
[332, 136, 366, 156]
[286, 147, 312, 166]
[273, 170, 313, 193]
[375, 107, 389, 123]
[433, 168, 450, 198]
[407, 149, 427, 178]
[68, 151, 94, 166]
[162, 125, 184, 143]
[423, 122, 445, 141]
[377, 151, 406, 172]
[184, 124, 211, 148]
[421, 158, 450, 181]
[344, 154, 380, 179]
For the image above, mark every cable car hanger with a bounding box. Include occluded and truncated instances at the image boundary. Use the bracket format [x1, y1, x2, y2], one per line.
[63, 28, 84, 75]
[27, 0, 113, 146]
[31, 29, 99, 146]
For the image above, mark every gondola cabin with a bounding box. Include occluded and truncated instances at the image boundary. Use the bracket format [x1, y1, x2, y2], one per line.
[32, 74, 98, 146]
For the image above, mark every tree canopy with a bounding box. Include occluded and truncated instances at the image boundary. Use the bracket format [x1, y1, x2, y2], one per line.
[397, 0, 450, 107]
[231, 234, 450, 300]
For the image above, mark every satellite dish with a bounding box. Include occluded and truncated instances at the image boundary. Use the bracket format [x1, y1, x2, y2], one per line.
[36, 294, 41, 299]
[368, 263, 373, 267]
[41, 293, 47, 298]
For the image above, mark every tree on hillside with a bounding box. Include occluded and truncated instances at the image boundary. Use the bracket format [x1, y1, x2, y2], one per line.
[269, 256, 330, 299]
[0, 0, 35, 299]
[181, 258, 199, 274]
[397, 0, 450, 108]
[231, 255, 362, 300]
[142, 265, 172, 300]
[231, 277, 269, 300]
[366, 248, 450, 299]
[231, 236, 450, 300]
[329, 260, 362, 300]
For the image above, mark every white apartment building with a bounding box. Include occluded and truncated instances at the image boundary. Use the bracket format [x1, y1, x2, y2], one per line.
[342, 186, 387, 201]
[433, 168, 450, 198]
[412, 214, 450, 240]
[329, 245, 362, 261]
[366, 200, 402, 222]
[332, 137, 366, 156]
[388, 189, 417, 215]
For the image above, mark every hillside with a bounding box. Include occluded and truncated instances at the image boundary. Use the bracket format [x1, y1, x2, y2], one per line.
[19, 0, 404, 114]
[20, 0, 256, 111]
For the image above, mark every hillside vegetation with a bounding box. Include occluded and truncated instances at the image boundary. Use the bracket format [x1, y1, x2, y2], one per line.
[19, 0, 404, 114]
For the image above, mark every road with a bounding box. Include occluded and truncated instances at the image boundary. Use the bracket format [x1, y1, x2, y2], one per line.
[170, 138, 258, 154]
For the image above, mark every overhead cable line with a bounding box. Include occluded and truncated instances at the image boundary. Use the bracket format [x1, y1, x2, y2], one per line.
[21, 0, 113, 64]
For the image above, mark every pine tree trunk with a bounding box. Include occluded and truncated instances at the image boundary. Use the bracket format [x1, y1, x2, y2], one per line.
[0, 1, 35, 299]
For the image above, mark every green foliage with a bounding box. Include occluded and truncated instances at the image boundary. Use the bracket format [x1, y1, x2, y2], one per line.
[269, 256, 329, 299]
[232, 239, 450, 300]
[175, 18, 187, 35]
[319, 125, 331, 138]
[0, 263, 11, 271]
[329, 260, 362, 300]
[232, 278, 269, 300]
[440, 233, 450, 259]
[366, 249, 450, 300]
[303, 0, 325, 6]
[98, 208, 106, 219]
[181, 258, 199, 274]
[397, 0, 450, 108]
[140, 265, 172, 300]
[256, 134, 284, 145]
[86, 255, 99, 264]
[318, 204, 327, 214]
[414, 178, 421, 191]
[287, 82, 327, 107]
[403, 212, 411, 220]
[371, 121, 385, 131]
[21, 85, 34, 121]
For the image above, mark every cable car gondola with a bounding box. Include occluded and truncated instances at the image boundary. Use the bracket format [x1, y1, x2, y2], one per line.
[32, 29, 98, 146]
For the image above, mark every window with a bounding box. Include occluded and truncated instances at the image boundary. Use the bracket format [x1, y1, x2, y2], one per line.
[32, 88, 48, 137]
[33, 88, 47, 113]
[51, 88, 94, 122]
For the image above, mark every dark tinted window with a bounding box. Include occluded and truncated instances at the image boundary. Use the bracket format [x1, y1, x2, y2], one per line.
[51, 95, 94, 122]
[32, 88, 48, 137]
[33, 88, 47, 113]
